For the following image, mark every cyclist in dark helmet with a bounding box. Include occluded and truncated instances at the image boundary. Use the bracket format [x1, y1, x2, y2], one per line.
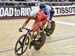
[39, 3, 55, 33]
[39, 4, 46, 9]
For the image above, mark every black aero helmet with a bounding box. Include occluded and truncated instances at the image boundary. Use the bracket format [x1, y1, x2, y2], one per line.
[39, 4, 46, 9]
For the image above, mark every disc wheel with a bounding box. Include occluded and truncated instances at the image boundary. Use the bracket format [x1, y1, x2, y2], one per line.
[34, 32, 46, 50]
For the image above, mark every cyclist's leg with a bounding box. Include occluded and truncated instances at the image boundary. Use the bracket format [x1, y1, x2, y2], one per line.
[42, 18, 47, 29]
[47, 10, 54, 29]
[31, 22, 40, 38]
[47, 18, 52, 30]
[29, 22, 40, 45]
[45, 12, 52, 33]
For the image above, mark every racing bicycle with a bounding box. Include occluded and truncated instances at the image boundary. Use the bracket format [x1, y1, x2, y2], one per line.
[15, 27, 46, 55]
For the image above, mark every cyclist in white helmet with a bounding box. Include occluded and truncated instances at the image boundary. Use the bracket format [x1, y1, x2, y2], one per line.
[19, 7, 47, 39]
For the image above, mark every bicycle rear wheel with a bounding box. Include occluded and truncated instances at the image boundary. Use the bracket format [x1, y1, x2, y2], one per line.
[34, 32, 46, 50]
[15, 34, 29, 55]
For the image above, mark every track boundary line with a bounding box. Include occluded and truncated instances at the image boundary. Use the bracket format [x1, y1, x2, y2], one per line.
[46, 36, 75, 43]
[53, 19, 75, 26]
[0, 36, 75, 54]
[0, 48, 14, 54]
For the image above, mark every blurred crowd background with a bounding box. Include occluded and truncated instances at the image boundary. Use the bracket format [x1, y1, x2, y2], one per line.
[0, 0, 75, 6]
[0, 0, 75, 2]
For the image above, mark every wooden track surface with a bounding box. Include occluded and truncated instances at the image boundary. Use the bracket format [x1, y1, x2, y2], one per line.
[0, 16, 75, 56]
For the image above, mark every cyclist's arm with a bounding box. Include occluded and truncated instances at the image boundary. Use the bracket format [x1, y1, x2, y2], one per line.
[22, 17, 30, 28]
[31, 13, 41, 33]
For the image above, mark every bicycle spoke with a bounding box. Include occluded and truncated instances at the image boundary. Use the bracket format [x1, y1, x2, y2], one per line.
[19, 40, 23, 46]
[16, 40, 23, 51]
[21, 46, 23, 53]
[16, 46, 22, 52]
[16, 45, 24, 53]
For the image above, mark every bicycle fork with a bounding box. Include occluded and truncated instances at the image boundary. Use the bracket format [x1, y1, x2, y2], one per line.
[26, 33, 33, 49]
[29, 36, 34, 49]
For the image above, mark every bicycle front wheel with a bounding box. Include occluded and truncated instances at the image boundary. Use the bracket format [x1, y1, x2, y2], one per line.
[49, 21, 55, 35]
[15, 34, 29, 55]
[46, 21, 55, 36]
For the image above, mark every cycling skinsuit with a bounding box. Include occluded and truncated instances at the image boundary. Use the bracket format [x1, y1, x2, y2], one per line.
[23, 10, 47, 33]
[44, 5, 54, 21]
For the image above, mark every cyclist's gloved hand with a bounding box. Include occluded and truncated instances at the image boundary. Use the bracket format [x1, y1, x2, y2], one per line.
[19, 27, 23, 32]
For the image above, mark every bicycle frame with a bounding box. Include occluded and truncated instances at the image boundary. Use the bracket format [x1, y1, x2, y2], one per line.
[15, 27, 46, 55]
[23, 28, 32, 46]
[23, 28, 39, 47]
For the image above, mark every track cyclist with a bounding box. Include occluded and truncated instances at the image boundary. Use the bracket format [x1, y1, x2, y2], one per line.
[39, 3, 55, 33]
[19, 8, 47, 42]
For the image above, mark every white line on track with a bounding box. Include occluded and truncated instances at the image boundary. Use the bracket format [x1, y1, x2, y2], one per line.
[53, 19, 75, 26]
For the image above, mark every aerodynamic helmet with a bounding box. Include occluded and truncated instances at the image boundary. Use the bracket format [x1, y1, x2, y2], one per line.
[39, 4, 46, 9]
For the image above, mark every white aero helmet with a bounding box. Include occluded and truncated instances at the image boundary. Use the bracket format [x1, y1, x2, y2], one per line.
[30, 9, 39, 17]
